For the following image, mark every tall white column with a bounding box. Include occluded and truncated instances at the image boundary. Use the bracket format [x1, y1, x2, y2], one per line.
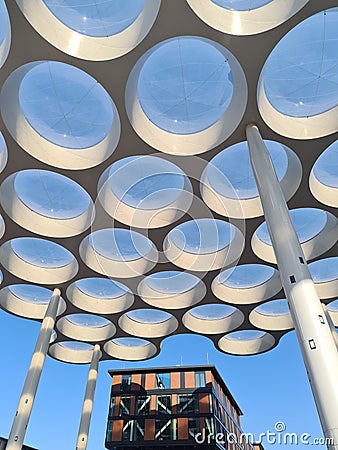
[6, 288, 61, 450]
[246, 124, 338, 450]
[76, 344, 101, 450]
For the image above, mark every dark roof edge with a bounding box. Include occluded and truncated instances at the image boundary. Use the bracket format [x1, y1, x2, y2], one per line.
[108, 365, 243, 415]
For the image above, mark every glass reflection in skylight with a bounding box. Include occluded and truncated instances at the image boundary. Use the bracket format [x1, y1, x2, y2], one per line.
[59, 341, 94, 351]
[9, 284, 54, 304]
[206, 140, 288, 199]
[113, 337, 150, 347]
[11, 238, 74, 268]
[256, 208, 328, 245]
[217, 264, 275, 288]
[0, 1, 9, 45]
[167, 219, 235, 255]
[127, 309, 172, 324]
[76, 277, 129, 298]
[19, 61, 113, 149]
[313, 140, 338, 188]
[225, 330, 266, 341]
[211, 0, 272, 11]
[309, 257, 338, 283]
[263, 8, 338, 117]
[108, 156, 186, 209]
[66, 314, 110, 328]
[138, 37, 233, 134]
[328, 300, 338, 312]
[14, 170, 91, 219]
[44, 0, 146, 37]
[89, 229, 155, 261]
[190, 304, 236, 320]
[144, 271, 200, 294]
[255, 299, 290, 316]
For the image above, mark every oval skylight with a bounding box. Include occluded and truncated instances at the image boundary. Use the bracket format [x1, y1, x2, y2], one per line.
[112, 337, 151, 347]
[14, 169, 91, 219]
[11, 238, 74, 268]
[204, 140, 288, 200]
[313, 140, 338, 189]
[250, 299, 293, 331]
[0, 133, 8, 173]
[138, 36, 233, 134]
[19, 61, 114, 149]
[262, 8, 338, 118]
[142, 271, 201, 294]
[254, 299, 290, 316]
[107, 156, 186, 209]
[126, 309, 172, 324]
[211, 0, 272, 11]
[166, 219, 234, 255]
[66, 314, 111, 328]
[309, 257, 338, 284]
[88, 228, 155, 262]
[9, 284, 54, 304]
[75, 277, 129, 298]
[217, 264, 276, 288]
[43, 0, 146, 37]
[189, 304, 237, 320]
[0, 0, 10, 68]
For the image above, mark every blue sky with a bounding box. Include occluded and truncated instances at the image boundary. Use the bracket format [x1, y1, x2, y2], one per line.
[0, 310, 327, 450]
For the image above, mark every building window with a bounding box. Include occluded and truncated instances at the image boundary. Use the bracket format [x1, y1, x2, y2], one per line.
[195, 371, 206, 388]
[134, 419, 145, 441]
[122, 419, 134, 441]
[155, 419, 176, 440]
[121, 374, 132, 392]
[156, 373, 170, 389]
[136, 395, 151, 415]
[178, 393, 197, 415]
[106, 420, 113, 442]
[119, 396, 131, 416]
[157, 395, 172, 414]
[180, 371, 185, 388]
[109, 397, 115, 416]
[188, 418, 200, 439]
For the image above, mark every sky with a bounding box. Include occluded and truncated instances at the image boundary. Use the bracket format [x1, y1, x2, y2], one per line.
[0, 310, 329, 450]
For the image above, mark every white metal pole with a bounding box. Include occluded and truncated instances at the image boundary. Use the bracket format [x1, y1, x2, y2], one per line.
[76, 344, 101, 450]
[246, 124, 338, 450]
[6, 288, 61, 450]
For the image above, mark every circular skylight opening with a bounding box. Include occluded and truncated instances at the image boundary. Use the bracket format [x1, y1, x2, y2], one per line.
[138, 271, 206, 310]
[119, 309, 178, 338]
[138, 36, 233, 135]
[258, 8, 338, 138]
[212, 264, 281, 304]
[0, 0, 10, 69]
[164, 218, 244, 271]
[43, 0, 146, 37]
[66, 314, 110, 328]
[104, 337, 157, 361]
[49, 341, 95, 364]
[98, 155, 192, 228]
[252, 208, 337, 263]
[107, 156, 185, 209]
[310, 139, 338, 207]
[183, 303, 243, 334]
[218, 330, 275, 355]
[0, 238, 78, 284]
[255, 299, 290, 316]
[11, 238, 73, 268]
[57, 313, 115, 342]
[0, 284, 66, 319]
[328, 300, 338, 312]
[0, 133, 8, 173]
[66, 277, 133, 315]
[14, 170, 91, 219]
[190, 304, 237, 320]
[80, 229, 157, 278]
[211, 0, 272, 10]
[19, 61, 113, 149]
[249, 299, 292, 331]
[309, 257, 338, 300]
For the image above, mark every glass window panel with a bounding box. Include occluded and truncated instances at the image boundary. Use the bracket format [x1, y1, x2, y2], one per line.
[121, 374, 132, 392]
[195, 371, 206, 388]
[178, 394, 197, 415]
[155, 419, 173, 440]
[122, 419, 134, 441]
[136, 395, 151, 416]
[119, 396, 131, 415]
[156, 373, 171, 389]
[157, 395, 172, 414]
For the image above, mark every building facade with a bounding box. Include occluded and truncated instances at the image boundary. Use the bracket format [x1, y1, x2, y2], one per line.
[106, 366, 258, 450]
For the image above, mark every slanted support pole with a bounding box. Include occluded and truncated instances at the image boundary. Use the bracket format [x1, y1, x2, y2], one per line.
[76, 344, 101, 450]
[246, 124, 338, 450]
[6, 288, 61, 450]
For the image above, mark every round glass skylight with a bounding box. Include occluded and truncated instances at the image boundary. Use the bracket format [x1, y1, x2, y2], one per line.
[19, 61, 114, 149]
[112, 337, 151, 347]
[309, 257, 338, 284]
[254, 299, 290, 316]
[250, 299, 292, 331]
[211, 0, 272, 11]
[218, 330, 275, 355]
[166, 219, 234, 255]
[107, 156, 186, 209]
[328, 300, 338, 312]
[217, 264, 276, 288]
[226, 330, 266, 340]
[256, 208, 328, 245]
[76, 278, 129, 298]
[43, 0, 146, 37]
[189, 304, 237, 320]
[104, 337, 157, 361]
[262, 8, 338, 118]
[142, 271, 201, 294]
[88, 228, 155, 262]
[204, 140, 288, 200]
[58, 341, 94, 351]
[14, 170, 91, 219]
[0, 1, 8, 45]
[126, 309, 172, 324]
[11, 238, 74, 268]
[313, 140, 338, 189]
[66, 314, 111, 328]
[0, 133, 8, 173]
[138, 36, 233, 134]
[8, 284, 53, 304]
